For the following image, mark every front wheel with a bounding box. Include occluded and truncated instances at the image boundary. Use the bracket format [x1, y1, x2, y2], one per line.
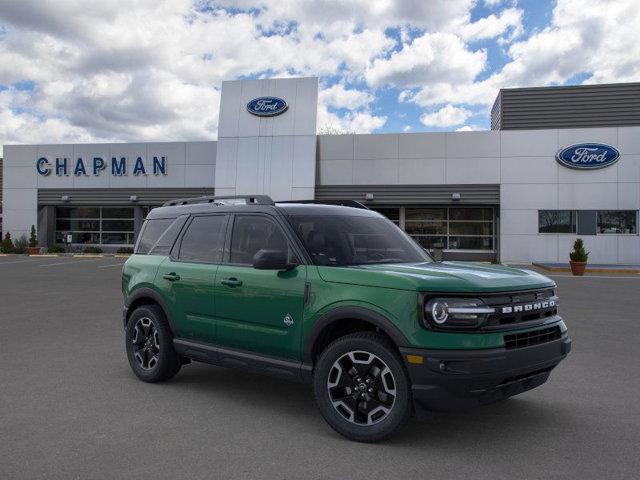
[125, 304, 181, 383]
[313, 332, 412, 442]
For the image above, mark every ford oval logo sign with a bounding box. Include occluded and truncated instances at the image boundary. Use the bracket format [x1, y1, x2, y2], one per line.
[556, 143, 620, 170]
[247, 97, 288, 117]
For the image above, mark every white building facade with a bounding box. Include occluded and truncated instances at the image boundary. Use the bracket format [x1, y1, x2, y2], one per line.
[2, 77, 639, 264]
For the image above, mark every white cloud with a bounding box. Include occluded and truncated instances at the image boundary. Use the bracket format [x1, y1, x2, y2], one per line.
[459, 7, 523, 42]
[319, 84, 373, 110]
[317, 106, 386, 134]
[366, 32, 486, 88]
[402, 125, 413, 132]
[456, 124, 484, 131]
[420, 105, 472, 127]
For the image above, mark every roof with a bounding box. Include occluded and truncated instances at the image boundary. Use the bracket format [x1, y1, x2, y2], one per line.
[147, 195, 378, 220]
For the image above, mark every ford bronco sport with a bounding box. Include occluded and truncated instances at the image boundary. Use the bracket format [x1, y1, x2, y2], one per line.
[122, 195, 571, 442]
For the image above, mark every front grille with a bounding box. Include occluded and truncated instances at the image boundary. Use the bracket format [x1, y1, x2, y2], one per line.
[504, 326, 562, 349]
[482, 289, 558, 329]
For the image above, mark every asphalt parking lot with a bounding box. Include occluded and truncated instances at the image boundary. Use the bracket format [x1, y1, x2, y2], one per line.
[1, 256, 639, 479]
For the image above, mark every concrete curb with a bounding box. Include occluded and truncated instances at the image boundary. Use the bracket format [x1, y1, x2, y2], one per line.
[533, 262, 640, 275]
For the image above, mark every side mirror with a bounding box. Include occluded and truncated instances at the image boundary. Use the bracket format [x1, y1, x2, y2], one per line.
[252, 249, 296, 271]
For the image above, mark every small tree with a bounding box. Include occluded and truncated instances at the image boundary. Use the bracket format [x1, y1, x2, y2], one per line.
[29, 225, 38, 248]
[569, 238, 589, 262]
[1, 232, 15, 253]
[13, 235, 28, 254]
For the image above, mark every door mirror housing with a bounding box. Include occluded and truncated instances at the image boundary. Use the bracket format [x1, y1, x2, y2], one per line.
[252, 249, 297, 271]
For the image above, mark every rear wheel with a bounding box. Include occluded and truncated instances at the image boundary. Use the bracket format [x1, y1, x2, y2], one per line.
[125, 305, 181, 383]
[313, 332, 412, 442]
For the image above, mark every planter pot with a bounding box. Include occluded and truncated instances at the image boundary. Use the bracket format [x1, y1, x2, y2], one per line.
[28, 247, 41, 255]
[570, 260, 587, 276]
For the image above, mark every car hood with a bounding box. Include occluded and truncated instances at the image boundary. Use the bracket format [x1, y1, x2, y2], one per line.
[316, 261, 555, 293]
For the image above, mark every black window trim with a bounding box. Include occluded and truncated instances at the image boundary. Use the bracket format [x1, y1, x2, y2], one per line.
[169, 213, 230, 265]
[222, 212, 309, 267]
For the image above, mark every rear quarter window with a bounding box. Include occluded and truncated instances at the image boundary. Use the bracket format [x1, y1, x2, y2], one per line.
[135, 216, 186, 254]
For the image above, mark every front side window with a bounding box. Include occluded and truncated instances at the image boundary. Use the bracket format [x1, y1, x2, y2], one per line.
[597, 210, 638, 234]
[229, 215, 290, 265]
[288, 214, 431, 266]
[539, 210, 577, 233]
[178, 215, 227, 263]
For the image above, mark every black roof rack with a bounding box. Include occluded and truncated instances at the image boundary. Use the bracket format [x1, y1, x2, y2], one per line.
[163, 195, 275, 207]
[276, 199, 369, 210]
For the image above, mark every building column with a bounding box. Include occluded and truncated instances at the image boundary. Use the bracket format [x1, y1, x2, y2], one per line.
[37, 206, 56, 247]
[133, 206, 144, 241]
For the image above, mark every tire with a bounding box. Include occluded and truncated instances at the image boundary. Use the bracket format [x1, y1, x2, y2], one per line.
[125, 304, 181, 383]
[313, 332, 412, 442]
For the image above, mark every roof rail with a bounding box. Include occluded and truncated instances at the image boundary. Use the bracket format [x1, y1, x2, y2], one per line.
[276, 199, 370, 210]
[163, 194, 275, 207]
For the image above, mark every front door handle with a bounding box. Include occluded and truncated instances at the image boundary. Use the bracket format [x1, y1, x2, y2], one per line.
[163, 272, 181, 282]
[221, 277, 243, 287]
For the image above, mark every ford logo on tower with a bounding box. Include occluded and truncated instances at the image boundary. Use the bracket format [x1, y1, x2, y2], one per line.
[556, 143, 620, 170]
[247, 96, 288, 117]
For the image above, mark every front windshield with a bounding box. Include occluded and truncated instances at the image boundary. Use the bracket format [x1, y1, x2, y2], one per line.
[287, 214, 432, 266]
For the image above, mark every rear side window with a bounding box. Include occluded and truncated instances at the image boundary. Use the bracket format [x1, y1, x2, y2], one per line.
[135, 218, 174, 254]
[178, 215, 228, 263]
[229, 215, 291, 265]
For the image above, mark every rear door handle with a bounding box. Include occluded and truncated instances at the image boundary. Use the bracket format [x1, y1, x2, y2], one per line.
[221, 277, 243, 287]
[163, 272, 181, 282]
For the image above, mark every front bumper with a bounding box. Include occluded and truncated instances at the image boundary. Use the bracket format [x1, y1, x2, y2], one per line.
[400, 333, 571, 410]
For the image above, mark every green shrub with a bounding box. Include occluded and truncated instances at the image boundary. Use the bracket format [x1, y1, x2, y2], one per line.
[13, 235, 29, 254]
[83, 246, 103, 254]
[569, 238, 589, 262]
[1, 232, 15, 253]
[48, 245, 65, 254]
[116, 247, 134, 254]
[29, 225, 38, 248]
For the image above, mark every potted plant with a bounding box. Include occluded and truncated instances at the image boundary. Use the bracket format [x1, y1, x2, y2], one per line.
[569, 238, 589, 276]
[28, 225, 40, 255]
[1, 232, 15, 253]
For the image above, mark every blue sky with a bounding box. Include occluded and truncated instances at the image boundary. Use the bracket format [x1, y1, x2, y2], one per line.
[0, 0, 637, 149]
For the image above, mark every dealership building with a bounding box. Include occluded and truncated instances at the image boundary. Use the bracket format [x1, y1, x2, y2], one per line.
[1, 78, 639, 264]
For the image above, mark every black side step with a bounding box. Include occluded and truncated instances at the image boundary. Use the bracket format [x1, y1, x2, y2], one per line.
[173, 338, 312, 383]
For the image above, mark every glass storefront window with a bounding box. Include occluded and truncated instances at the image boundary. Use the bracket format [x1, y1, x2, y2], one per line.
[404, 207, 495, 251]
[56, 207, 100, 219]
[538, 210, 577, 233]
[449, 208, 493, 221]
[55, 206, 135, 246]
[449, 236, 493, 250]
[411, 236, 447, 250]
[597, 210, 638, 234]
[404, 222, 447, 235]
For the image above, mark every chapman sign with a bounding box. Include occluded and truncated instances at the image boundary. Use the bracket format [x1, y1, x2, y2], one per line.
[246, 97, 288, 117]
[36, 156, 168, 177]
[556, 143, 620, 170]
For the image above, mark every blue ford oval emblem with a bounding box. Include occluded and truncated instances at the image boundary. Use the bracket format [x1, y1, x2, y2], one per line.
[246, 97, 288, 117]
[556, 143, 620, 170]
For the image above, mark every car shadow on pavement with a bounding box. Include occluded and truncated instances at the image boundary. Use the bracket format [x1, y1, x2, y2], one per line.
[138, 361, 579, 445]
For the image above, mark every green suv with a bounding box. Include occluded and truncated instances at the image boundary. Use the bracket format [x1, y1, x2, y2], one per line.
[122, 195, 571, 442]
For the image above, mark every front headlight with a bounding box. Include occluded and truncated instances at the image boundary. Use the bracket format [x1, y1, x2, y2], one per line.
[424, 297, 495, 329]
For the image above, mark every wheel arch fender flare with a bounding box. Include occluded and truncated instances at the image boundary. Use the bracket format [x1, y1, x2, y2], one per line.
[303, 306, 410, 364]
[124, 287, 176, 334]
